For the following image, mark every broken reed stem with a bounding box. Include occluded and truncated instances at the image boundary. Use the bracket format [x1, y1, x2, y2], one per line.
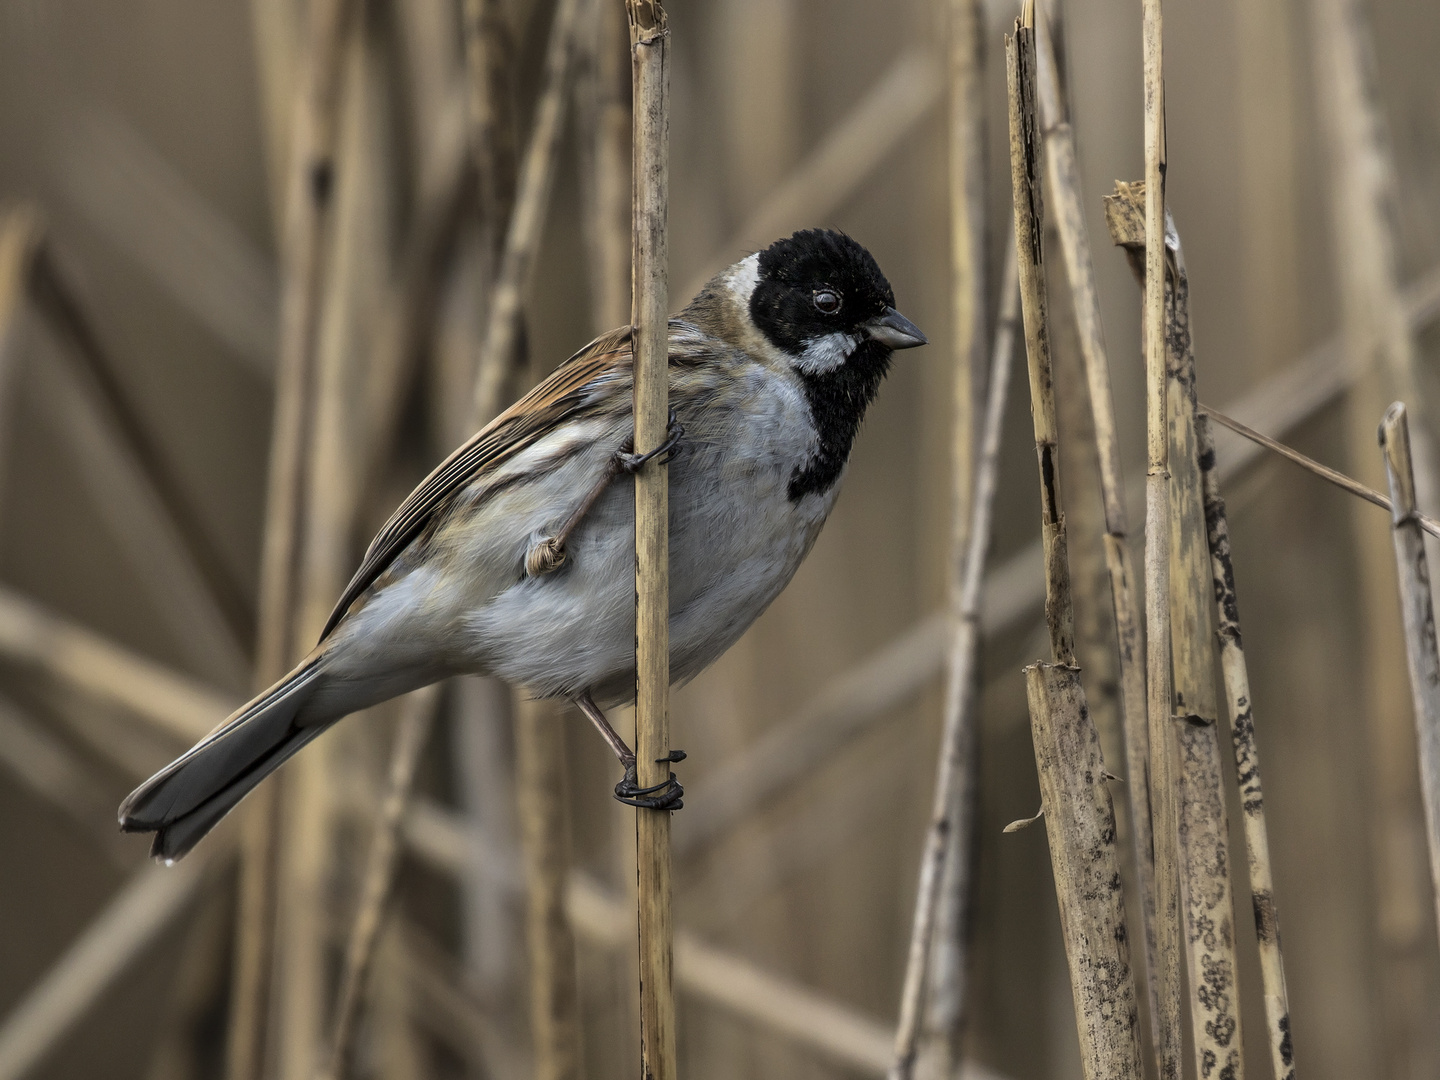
[322, 687, 439, 1080]
[1203, 403, 1440, 541]
[1024, 663, 1145, 1080]
[890, 246, 1018, 1080]
[1197, 414, 1297, 1080]
[229, 2, 354, 1077]
[1032, 15, 1159, 1053]
[1140, 0, 1182, 1065]
[1005, 8, 1075, 668]
[516, 698, 581, 1080]
[627, 4, 675, 1080]
[472, 0, 585, 424]
[1379, 402, 1440, 949]
[1159, 217, 1244, 1079]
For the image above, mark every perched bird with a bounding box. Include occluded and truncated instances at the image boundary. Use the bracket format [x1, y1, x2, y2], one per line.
[119, 228, 926, 861]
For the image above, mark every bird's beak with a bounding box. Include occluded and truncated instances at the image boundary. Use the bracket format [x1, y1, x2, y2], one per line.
[866, 307, 928, 350]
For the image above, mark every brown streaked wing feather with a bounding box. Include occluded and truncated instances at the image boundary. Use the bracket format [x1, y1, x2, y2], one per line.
[319, 326, 634, 641]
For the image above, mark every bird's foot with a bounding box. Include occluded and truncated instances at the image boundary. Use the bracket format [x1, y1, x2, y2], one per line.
[615, 411, 684, 473]
[613, 750, 686, 811]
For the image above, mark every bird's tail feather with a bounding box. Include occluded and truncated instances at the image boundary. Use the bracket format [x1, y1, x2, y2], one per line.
[119, 661, 327, 862]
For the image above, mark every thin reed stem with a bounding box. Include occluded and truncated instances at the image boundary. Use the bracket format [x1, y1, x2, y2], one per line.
[1379, 402, 1440, 953]
[627, 4, 675, 1079]
[1197, 413, 1297, 1080]
[322, 687, 439, 1080]
[890, 247, 1017, 1080]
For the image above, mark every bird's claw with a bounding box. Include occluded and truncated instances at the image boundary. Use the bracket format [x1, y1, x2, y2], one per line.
[613, 754, 685, 811]
[615, 410, 684, 473]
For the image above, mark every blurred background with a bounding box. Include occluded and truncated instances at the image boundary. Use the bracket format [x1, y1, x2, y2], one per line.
[0, 0, 1438, 1078]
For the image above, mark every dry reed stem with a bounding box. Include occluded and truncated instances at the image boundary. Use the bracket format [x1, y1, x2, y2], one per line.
[472, 0, 586, 425]
[1114, 170, 1183, 1080]
[463, 0, 520, 273]
[322, 687, 440, 1080]
[627, 5, 675, 1080]
[515, 697, 581, 1080]
[1005, 11, 1075, 667]
[231, 0, 356, 1074]
[1196, 414, 1297, 1080]
[1154, 214, 1246, 1078]
[1032, 16, 1160, 1053]
[890, 249, 1017, 1080]
[0, 206, 43, 380]
[0, 844, 225, 1080]
[1024, 662, 1145, 1079]
[1203, 404, 1440, 539]
[917, 4, 987, 1071]
[1380, 402, 1440, 950]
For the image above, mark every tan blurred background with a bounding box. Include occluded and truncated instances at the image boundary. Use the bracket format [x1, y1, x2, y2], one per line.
[0, 0, 1438, 1078]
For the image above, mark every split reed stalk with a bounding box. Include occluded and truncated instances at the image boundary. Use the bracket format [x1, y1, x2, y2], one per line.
[889, 248, 1016, 1080]
[1024, 663, 1145, 1079]
[1380, 403, 1440, 949]
[1140, 1, 1183, 1057]
[627, 4, 675, 1080]
[1006, 17, 1145, 1075]
[472, 0, 585, 424]
[1159, 216, 1245, 1079]
[515, 698, 581, 1080]
[1196, 414, 1297, 1080]
[1005, 9, 1074, 668]
[1032, 16, 1158, 1050]
[916, 1, 987, 1071]
[322, 687, 439, 1080]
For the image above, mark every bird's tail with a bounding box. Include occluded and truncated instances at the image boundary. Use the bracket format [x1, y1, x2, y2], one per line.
[119, 660, 329, 862]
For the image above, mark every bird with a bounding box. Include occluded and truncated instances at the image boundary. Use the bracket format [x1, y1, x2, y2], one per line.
[118, 228, 927, 861]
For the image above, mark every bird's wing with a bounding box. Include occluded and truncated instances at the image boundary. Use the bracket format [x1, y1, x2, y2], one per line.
[319, 325, 634, 641]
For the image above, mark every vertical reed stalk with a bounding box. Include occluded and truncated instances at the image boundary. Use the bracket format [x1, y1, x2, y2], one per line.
[890, 245, 1018, 1080]
[1024, 662, 1145, 1079]
[577, 0, 632, 334]
[1197, 414, 1297, 1080]
[1032, 17, 1159, 1056]
[1160, 217, 1245, 1079]
[1005, 6, 1074, 669]
[627, 4, 674, 1080]
[916, 1, 987, 1072]
[1380, 403, 1440, 949]
[229, 1, 355, 1075]
[322, 687, 439, 1080]
[516, 697, 582, 1080]
[1140, 0, 1182, 1067]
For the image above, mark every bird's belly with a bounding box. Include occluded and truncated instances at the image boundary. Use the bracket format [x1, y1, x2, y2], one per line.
[466, 439, 833, 703]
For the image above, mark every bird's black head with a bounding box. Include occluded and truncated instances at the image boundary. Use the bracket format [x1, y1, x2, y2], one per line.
[749, 229, 926, 367]
[747, 230, 927, 501]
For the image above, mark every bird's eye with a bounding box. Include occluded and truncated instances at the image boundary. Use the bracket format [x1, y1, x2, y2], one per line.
[813, 288, 842, 315]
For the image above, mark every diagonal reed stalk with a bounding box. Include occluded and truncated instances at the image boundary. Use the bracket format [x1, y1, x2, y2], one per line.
[627, 5, 675, 1080]
[889, 245, 1017, 1080]
[1196, 413, 1298, 1080]
[1379, 403, 1440, 953]
[1032, 13, 1159, 1054]
[1006, 12, 1144, 1076]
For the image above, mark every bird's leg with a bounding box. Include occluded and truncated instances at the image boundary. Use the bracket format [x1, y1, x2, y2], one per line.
[525, 411, 684, 577]
[572, 691, 684, 811]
